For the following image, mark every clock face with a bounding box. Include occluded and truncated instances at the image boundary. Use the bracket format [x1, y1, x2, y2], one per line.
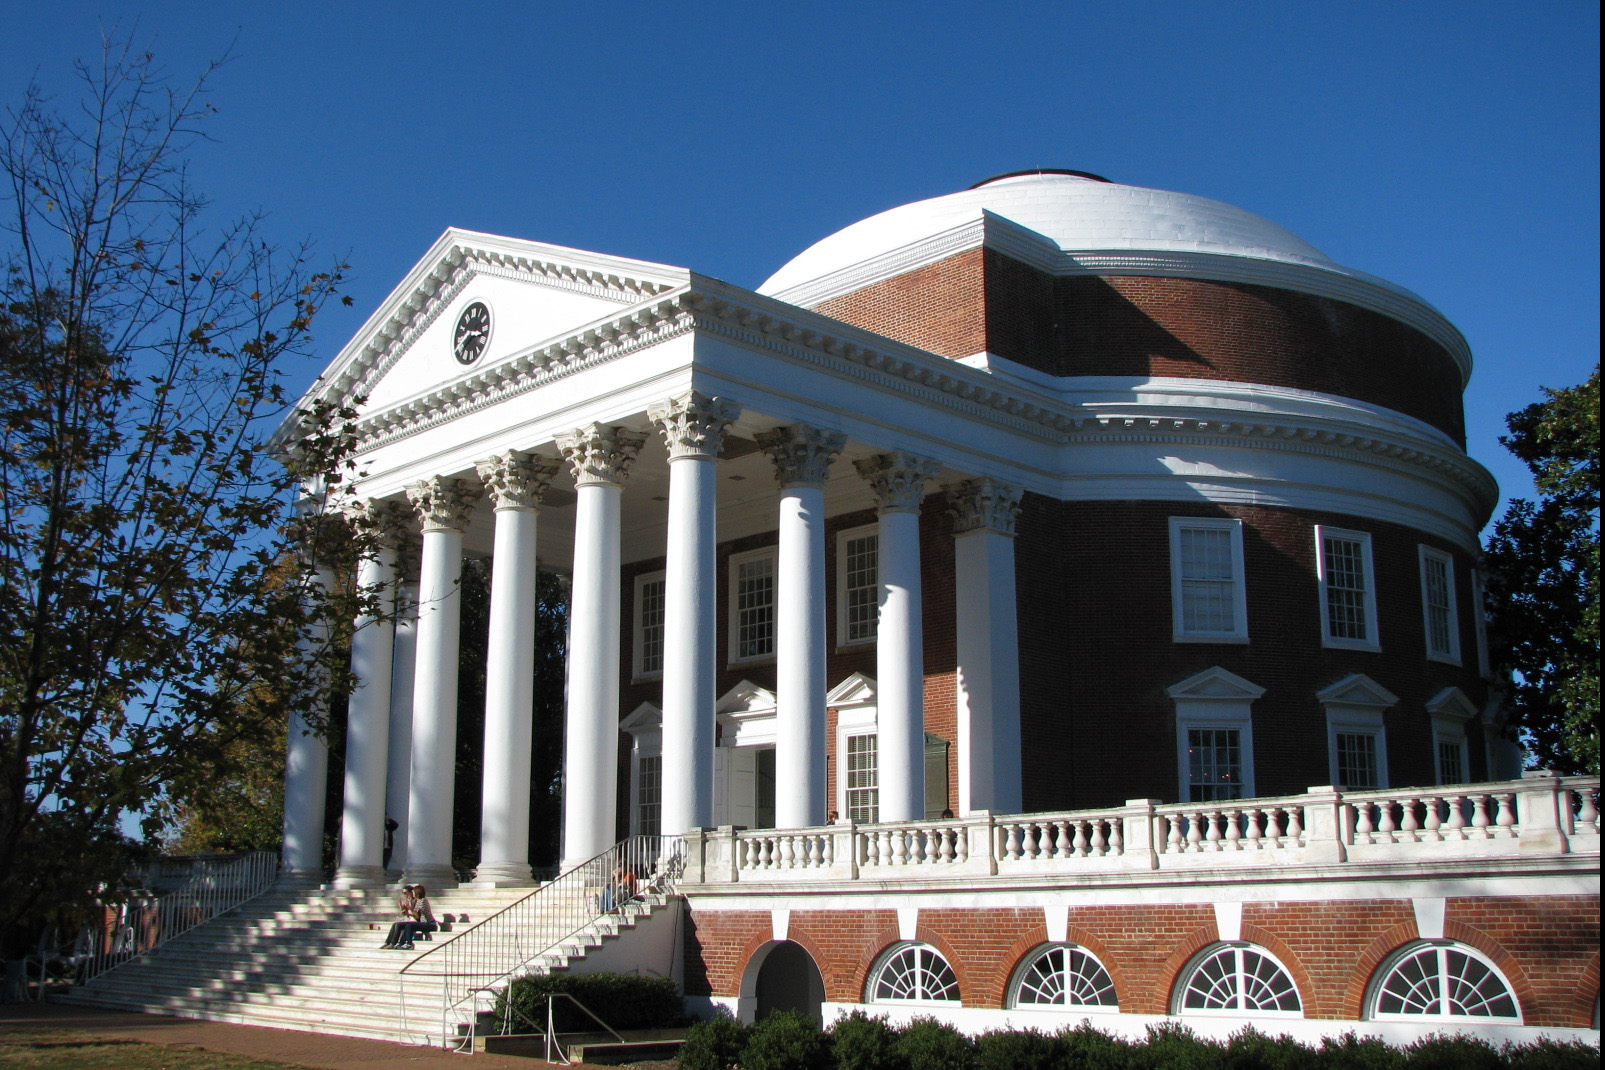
[452, 301, 492, 365]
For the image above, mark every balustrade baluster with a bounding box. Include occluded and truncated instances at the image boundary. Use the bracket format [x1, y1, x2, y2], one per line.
[1400, 798, 1420, 837]
[1167, 814, 1184, 853]
[1471, 794, 1492, 836]
[954, 825, 969, 863]
[1424, 797, 1443, 837]
[1355, 803, 1375, 839]
[1004, 823, 1021, 861]
[1204, 810, 1223, 848]
[890, 830, 907, 866]
[1574, 789, 1599, 833]
[1071, 821, 1089, 857]
[1445, 794, 1468, 835]
[1225, 808, 1243, 847]
[1187, 812, 1205, 851]
[1495, 794, 1516, 834]
[1107, 817, 1123, 854]
[1245, 808, 1264, 847]
[1020, 822, 1038, 860]
[1052, 821, 1069, 858]
[880, 829, 896, 865]
[1285, 806, 1304, 842]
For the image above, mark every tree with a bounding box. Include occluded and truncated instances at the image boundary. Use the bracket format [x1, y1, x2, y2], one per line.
[1483, 366, 1600, 774]
[0, 39, 366, 966]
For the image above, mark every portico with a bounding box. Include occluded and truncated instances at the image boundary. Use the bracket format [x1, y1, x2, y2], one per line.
[282, 231, 1029, 887]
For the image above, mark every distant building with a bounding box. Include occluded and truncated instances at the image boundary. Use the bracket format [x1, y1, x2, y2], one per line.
[279, 171, 1597, 1041]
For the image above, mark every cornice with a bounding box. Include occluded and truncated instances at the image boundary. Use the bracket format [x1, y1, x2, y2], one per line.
[342, 279, 1495, 521]
[762, 212, 1471, 384]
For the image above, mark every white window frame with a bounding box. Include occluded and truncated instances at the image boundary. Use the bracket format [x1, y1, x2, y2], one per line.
[632, 570, 667, 680]
[1418, 546, 1461, 665]
[1366, 941, 1522, 1023]
[1008, 943, 1120, 1011]
[1169, 517, 1249, 643]
[1317, 675, 1397, 791]
[620, 703, 663, 838]
[867, 942, 961, 1004]
[836, 703, 880, 824]
[1168, 667, 1264, 803]
[835, 523, 880, 648]
[1173, 942, 1304, 1016]
[1427, 687, 1476, 785]
[727, 547, 777, 665]
[1316, 525, 1381, 651]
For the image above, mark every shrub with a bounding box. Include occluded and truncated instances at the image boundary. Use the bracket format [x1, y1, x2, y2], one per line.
[1504, 1036, 1603, 1070]
[832, 1010, 906, 1070]
[896, 1016, 975, 1070]
[1222, 1027, 1319, 1070]
[743, 1010, 833, 1070]
[1313, 1033, 1405, 1070]
[498, 971, 685, 1034]
[976, 1028, 1058, 1070]
[1053, 1021, 1137, 1070]
[679, 1012, 752, 1070]
[1402, 1033, 1505, 1070]
[1142, 1021, 1225, 1070]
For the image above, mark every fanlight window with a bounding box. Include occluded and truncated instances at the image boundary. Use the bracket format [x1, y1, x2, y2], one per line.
[1176, 943, 1302, 1014]
[1010, 944, 1118, 1009]
[1369, 943, 1520, 1021]
[870, 943, 960, 1003]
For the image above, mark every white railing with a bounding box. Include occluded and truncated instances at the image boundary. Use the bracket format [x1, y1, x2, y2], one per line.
[678, 775, 1599, 885]
[79, 850, 280, 982]
[399, 834, 681, 1048]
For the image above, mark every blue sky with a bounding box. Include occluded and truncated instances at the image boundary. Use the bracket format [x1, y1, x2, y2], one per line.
[6, 1, 1599, 525]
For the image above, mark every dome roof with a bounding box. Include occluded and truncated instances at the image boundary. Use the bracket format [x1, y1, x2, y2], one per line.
[758, 171, 1339, 297]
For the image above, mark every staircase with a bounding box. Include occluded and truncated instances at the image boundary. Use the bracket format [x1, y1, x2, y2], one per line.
[55, 876, 674, 1046]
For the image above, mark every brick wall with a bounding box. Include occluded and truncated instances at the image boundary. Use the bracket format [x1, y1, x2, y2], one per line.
[688, 894, 1599, 1028]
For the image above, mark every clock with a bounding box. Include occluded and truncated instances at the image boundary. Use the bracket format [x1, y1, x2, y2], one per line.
[452, 301, 492, 365]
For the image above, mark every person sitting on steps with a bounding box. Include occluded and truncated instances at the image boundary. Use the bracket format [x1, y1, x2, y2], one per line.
[393, 884, 437, 949]
[381, 885, 417, 949]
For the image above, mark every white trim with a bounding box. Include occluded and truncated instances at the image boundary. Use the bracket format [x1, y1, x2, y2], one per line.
[836, 704, 880, 824]
[1168, 667, 1264, 802]
[1318, 674, 1397, 790]
[1169, 517, 1249, 643]
[1418, 546, 1462, 665]
[1006, 942, 1121, 1012]
[727, 546, 778, 665]
[1366, 941, 1523, 1024]
[632, 569, 667, 680]
[835, 523, 881, 649]
[1316, 526, 1381, 652]
[1427, 687, 1477, 786]
[1173, 942, 1305, 1017]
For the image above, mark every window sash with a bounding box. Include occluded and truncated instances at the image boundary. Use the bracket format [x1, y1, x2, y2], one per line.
[637, 755, 662, 839]
[842, 532, 879, 644]
[846, 733, 879, 823]
[1335, 731, 1380, 789]
[1323, 535, 1370, 641]
[637, 575, 666, 676]
[1187, 728, 1244, 801]
[734, 554, 775, 660]
[1179, 526, 1237, 633]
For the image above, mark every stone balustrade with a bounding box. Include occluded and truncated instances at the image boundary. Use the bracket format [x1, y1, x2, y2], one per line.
[676, 774, 1600, 885]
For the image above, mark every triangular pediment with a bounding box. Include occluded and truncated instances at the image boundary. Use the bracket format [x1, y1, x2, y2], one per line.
[715, 680, 776, 716]
[825, 672, 878, 708]
[1316, 673, 1400, 709]
[621, 702, 662, 734]
[1426, 686, 1478, 723]
[1166, 666, 1266, 702]
[291, 228, 688, 427]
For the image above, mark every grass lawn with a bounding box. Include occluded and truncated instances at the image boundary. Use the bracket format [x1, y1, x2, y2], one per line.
[0, 1025, 315, 1069]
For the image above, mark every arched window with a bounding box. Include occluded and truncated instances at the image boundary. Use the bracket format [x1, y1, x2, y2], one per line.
[1368, 942, 1520, 1021]
[1009, 944, 1118, 1009]
[1175, 943, 1302, 1014]
[868, 943, 960, 1003]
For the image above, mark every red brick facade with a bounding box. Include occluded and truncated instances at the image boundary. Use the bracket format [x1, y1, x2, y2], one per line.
[683, 895, 1599, 1029]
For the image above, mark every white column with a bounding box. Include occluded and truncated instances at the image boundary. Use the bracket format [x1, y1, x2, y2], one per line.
[282, 562, 335, 881]
[401, 477, 478, 888]
[555, 425, 644, 867]
[856, 453, 941, 824]
[947, 478, 1025, 815]
[333, 501, 407, 888]
[473, 451, 559, 886]
[758, 425, 846, 829]
[649, 392, 741, 839]
[384, 575, 419, 878]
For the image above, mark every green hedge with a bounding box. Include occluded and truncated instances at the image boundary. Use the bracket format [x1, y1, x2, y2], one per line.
[497, 971, 685, 1033]
[674, 1016, 1599, 1070]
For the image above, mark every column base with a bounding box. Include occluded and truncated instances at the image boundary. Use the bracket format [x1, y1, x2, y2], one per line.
[470, 861, 536, 886]
[400, 863, 460, 890]
[330, 864, 388, 888]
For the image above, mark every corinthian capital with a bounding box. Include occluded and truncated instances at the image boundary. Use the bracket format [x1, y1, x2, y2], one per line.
[476, 450, 560, 510]
[405, 477, 479, 532]
[648, 390, 741, 460]
[946, 477, 1024, 536]
[756, 424, 848, 488]
[343, 498, 416, 551]
[555, 424, 646, 487]
[854, 452, 942, 513]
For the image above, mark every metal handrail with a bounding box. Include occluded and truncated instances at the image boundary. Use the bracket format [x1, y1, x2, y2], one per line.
[544, 993, 625, 1065]
[77, 849, 281, 983]
[399, 834, 681, 1048]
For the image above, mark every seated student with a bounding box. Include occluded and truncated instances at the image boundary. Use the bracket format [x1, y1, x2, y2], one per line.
[381, 886, 417, 948]
[395, 885, 437, 949]
[601, 866, 638, 913]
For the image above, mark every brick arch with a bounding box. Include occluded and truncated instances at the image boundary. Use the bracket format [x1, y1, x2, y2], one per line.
[1572, 950, 1601, 1028]
[985, 923, 1052, 1008]
[734, 929, 831, 1001]
[1442, 920, 1539, 1021]
[1342, 921, 1421, 1020]
[848, 921, 970, 1005]
[1158, 924, 1314, 1017]
[994, 923, 1132, 1011]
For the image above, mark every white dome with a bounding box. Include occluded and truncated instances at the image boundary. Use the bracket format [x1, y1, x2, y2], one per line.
[758, 172, 1339, 297]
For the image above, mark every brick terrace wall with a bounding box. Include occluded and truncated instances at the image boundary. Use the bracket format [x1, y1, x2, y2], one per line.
[1016, 499, 1492, 811]
[688, 894, 1599, 1028]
